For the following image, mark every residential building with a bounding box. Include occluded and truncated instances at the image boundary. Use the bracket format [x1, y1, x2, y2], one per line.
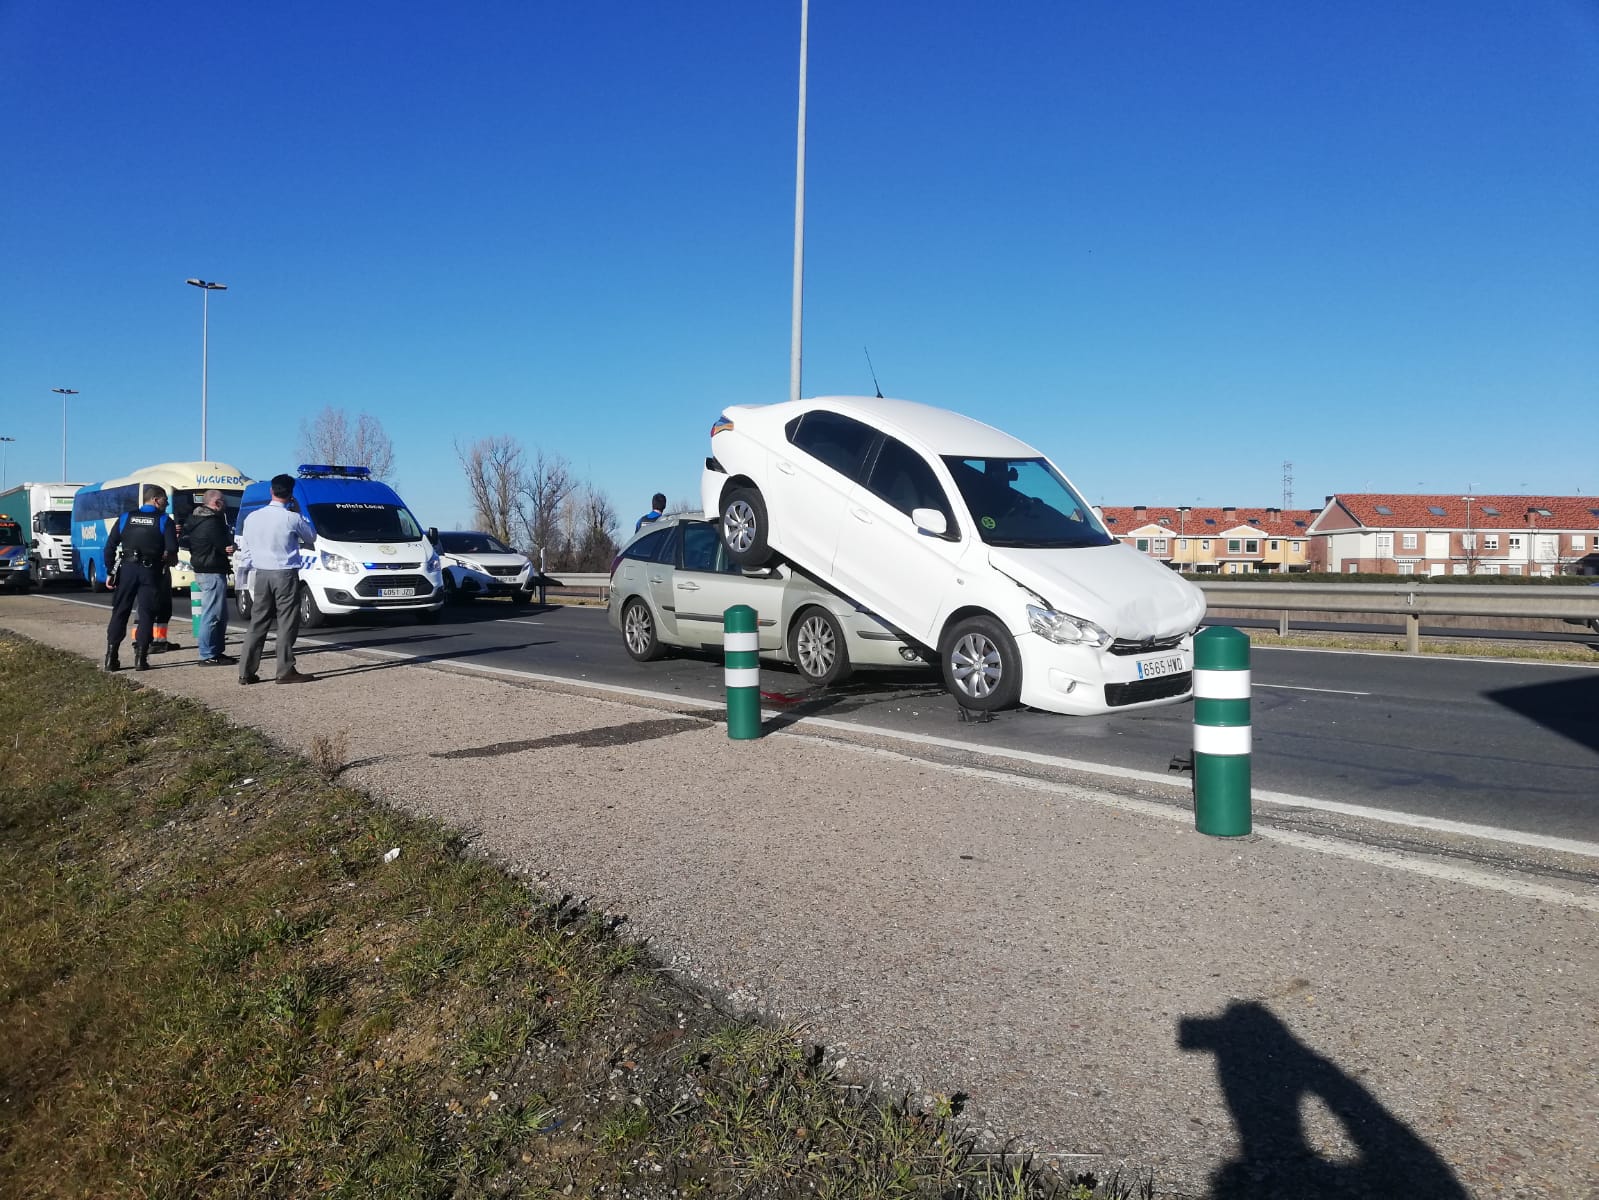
[1099, 505, 1320, 573]
[1307, 494, 1599, 576]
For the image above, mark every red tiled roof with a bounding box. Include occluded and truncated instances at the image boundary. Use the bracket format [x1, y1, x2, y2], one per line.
[1322, 494, 1599, 531]
[1099, 506, 1320, 534]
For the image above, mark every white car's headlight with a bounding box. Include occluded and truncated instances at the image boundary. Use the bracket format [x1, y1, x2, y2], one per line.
[1026, 603, 1111, 649]
[320, 550, 360, 574]
[460, 559, 484, 574]
[425, 551, 441, 574]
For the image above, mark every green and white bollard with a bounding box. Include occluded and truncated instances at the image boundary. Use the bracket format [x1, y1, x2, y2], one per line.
[190, 581, 204, 641]
[724, 604, 762, 740]
[1193, 626, 1252, 836]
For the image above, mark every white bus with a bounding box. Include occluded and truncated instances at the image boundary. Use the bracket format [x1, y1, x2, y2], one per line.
[72, 461, 252, 590]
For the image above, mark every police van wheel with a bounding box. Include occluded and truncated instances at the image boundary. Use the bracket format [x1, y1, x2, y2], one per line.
[298, 584, 327, 629]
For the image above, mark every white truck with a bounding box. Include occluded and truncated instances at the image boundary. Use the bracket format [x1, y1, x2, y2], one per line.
[0, 482, 86, 587]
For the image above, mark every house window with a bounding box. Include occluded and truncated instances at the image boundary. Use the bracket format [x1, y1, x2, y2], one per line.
[1484, 534, 1499, 551]
[1153, 538, 1168, 554]
[1480, 564, 1500, 575]
[1398, 563, 1415, 575]
[1290, 541, 1301, 552]
[1376, 534, 1393, 556]
[1574, 535, 1588, 550]
[1227, 539, 1241, 553]
[1402, 533, 1418, 550]
[1506, 564, 1522, 575]
[1508, 535, 1523, 552]
[1245, 539, 1259, 554]
[1452, 564, 1468, 575]
[1269, 540, 1280, 551]
[1136, 538, 1149, 551]
[1346, 562, 1359, 574]
[1461, 533, 1476, 551]
[1201, 540, 1211, 551]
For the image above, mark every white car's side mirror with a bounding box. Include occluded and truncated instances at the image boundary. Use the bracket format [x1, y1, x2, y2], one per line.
[912, 508, 948, 537]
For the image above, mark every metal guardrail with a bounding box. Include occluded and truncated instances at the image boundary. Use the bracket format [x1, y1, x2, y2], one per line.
[544, 572, 612, 600]
[1197, 581, 1599, 651]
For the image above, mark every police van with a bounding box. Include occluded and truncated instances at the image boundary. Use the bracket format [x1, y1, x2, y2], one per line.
[235, 465, 445, 627]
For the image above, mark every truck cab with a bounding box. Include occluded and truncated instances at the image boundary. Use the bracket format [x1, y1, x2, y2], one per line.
[235, 465, 445, 627]
[0, 482, 84, 587]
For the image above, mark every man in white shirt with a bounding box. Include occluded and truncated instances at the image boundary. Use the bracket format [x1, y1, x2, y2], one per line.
[237, 473, 317, 684]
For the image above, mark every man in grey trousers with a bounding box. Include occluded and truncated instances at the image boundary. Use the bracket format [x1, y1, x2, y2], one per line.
[237, 473, 318, 685]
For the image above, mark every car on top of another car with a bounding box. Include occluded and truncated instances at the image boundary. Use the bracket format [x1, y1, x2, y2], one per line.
[607, 512, 925, 686]
[700, 395, 1207, 716]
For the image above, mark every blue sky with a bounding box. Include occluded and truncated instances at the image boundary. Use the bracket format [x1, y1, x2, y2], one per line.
[3, 1, 1596, 533]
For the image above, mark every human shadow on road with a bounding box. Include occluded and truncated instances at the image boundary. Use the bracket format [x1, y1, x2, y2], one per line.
[299, 641, 554, 679]
[1177, 1001, 1466, 1199]
[1483, 672, 1599, 758]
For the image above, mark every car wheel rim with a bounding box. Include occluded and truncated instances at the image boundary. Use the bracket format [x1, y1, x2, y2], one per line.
[951, 632, 1002, 699]
[724, 501, 756, 553]
[796, 616, 835, 679]
[625, 605, 652, 654]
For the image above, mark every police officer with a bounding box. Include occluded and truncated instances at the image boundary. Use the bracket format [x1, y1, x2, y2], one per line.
[102, 485, 180, 672]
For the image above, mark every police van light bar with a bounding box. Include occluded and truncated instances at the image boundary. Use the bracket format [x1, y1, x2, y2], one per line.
[298, 464, 372, 478]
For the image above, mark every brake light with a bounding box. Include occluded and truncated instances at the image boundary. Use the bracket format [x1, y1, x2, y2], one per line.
[711, 415, 734, 436]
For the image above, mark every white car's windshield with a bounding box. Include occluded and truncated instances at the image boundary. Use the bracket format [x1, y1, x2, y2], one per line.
[440, 532, 513, 555]
[941, 457, 1115, 549]
[306, 502, 423, 543]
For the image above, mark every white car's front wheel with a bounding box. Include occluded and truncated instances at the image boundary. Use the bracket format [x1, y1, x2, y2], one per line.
[941, 615, 1022, 712]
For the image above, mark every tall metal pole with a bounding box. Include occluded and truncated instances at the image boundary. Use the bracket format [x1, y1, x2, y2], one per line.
[187, 279, 227, 460]
[51, 388, 78, 479]
[0, 436, 14, 491]
[789, 0, 809, 405]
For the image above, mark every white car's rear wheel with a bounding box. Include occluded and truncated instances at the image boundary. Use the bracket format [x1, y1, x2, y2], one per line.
[941, 615, 1022, 712]
[720, 487, 772, 568]
[622, 597, 664, 661]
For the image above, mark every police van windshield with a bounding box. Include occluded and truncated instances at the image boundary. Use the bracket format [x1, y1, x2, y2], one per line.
[307, 502, 424, 543]
[439, 532, 513, 555]
[941, 457, 1115, 549]
[38, 511, 73, 536]
[0, 522, 23, 547]
[171, 489, 244, 529]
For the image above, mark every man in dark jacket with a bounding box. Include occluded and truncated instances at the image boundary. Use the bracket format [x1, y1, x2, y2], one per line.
[103, 485, 179, 672]
[186, 489, 237, 665]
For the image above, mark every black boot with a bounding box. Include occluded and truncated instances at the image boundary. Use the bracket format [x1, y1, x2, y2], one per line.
[134, 645, 150, 672]
[104, 644, 122, 672]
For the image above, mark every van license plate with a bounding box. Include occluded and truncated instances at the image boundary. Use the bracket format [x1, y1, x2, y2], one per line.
[380, 587, 416, 598]
[1136, 655, 1184, 679]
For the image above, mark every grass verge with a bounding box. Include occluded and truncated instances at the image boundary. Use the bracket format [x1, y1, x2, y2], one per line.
[0, 634, 1147, 1200]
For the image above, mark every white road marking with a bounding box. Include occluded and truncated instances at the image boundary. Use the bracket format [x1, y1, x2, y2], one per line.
[1250, 642, 1599, 671]
[1256, 682, 1371, 695]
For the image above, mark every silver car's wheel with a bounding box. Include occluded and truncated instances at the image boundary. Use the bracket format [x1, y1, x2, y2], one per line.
[789, 607, 851, 686]
[622, 597, 663, 662]
[941, 614, 1022, 712]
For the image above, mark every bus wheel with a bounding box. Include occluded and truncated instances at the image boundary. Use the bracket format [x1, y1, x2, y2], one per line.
[86, 561, 99, 591]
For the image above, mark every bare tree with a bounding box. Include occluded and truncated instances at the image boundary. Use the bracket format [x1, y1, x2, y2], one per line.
[572, 486, 619, 571]
[455, 435, 526, 544]
[522, 448, 576, 561]
[298, 407, 396, 479]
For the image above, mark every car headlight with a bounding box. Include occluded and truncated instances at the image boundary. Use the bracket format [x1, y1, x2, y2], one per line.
[459, 559, 484, 574]
[320, 550, 360, 575]
[1026, 603, 1111, 649]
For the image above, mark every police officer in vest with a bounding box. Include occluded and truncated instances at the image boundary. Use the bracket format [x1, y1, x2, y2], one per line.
[102, 484, 180, 672]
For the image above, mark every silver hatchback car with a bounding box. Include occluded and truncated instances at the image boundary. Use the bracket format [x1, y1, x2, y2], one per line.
[607, 514, 926, 685]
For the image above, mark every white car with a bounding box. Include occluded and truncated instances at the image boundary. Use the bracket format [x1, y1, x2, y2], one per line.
[700, 396, 1207, 715]
[607, 513, 926, 685]
[429, 529, 537, 605]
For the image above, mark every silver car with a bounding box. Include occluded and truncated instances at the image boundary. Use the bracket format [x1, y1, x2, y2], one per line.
[607, 514, 927, 685]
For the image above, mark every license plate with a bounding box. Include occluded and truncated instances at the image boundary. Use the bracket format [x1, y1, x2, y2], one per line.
[1136, 654, 1184, 679]
[380, 587, 416, 598]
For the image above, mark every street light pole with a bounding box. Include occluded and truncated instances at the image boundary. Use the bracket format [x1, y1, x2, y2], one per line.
[1177, 505, 1191, 571]
[51, 388, 78, 478]
[0, 436, 14, 491]
[788, 0, 808, 405]
[186, 278, 228, 459]
[1462, 494, 1474, 575]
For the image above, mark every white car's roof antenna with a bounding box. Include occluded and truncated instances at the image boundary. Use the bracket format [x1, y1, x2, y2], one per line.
[863, 346, 884, 399]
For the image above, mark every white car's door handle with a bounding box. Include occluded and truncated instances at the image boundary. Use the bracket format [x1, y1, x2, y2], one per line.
[676, 581, 700, 591]
[850, 506, 872, 523]
[777, 460, 797, 476]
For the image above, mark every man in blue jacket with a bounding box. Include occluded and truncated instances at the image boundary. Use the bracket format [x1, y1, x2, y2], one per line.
[102, 485, 179, 672]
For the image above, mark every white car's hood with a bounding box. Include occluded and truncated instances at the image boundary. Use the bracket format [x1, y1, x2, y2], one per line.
[445, 552, 527, 571]
[987, 543, 1206, 639]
